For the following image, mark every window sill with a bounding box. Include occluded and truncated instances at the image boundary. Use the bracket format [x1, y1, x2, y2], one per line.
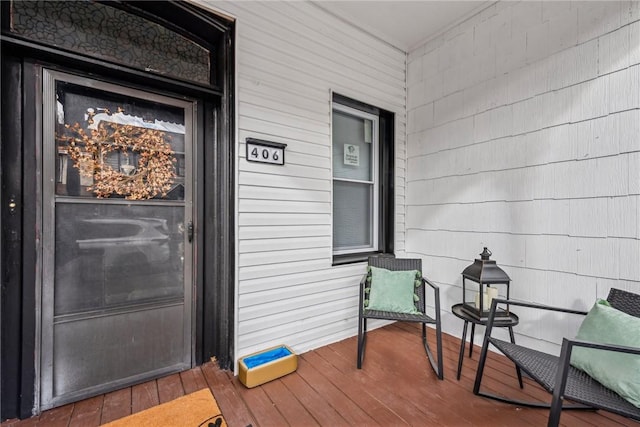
[332, 251, 392, 266]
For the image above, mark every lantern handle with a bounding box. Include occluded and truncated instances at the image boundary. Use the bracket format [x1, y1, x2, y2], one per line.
[480, 247, 492, 260]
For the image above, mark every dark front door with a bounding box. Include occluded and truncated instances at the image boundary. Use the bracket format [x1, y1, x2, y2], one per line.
[39, 69, 195, 410]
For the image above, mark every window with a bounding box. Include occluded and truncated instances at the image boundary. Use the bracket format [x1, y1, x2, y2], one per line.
[7, 1, 212, 86]
[332, 104, 378, 254]
[332, 94, 394, 263]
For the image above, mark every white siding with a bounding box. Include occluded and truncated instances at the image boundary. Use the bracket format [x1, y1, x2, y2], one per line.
[407, 1, 640, 355]
[199, 1, 407, 363]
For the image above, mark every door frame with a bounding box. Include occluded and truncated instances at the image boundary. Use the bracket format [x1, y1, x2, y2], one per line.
[1, 1, 235, 419]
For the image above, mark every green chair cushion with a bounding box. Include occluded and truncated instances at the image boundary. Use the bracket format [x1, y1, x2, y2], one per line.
[570, 298, 640, 408]
[366, 266, 421, 315]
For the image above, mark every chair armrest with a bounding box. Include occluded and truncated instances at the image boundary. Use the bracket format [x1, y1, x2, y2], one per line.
[550, 337, 640, 425]
[554, 337, 640, 396]
[421, 277, 441, 321]
[422, 276, 439, 291]
[480, 298, 590, 359]
[358, 273, 368, 316]
[360, 273, 368, 290]
[489, 298, 588, 316]
[564, 337, 640, 356]
[482, 298, 588, 347]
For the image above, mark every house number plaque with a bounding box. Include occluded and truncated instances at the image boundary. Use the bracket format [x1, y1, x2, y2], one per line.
[246, 138, 287, 165]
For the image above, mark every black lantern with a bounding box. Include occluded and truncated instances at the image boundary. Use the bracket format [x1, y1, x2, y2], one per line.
[461, 247, 511, 321]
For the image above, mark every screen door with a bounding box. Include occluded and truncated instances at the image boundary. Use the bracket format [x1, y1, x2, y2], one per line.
[40, 70, 195, 410]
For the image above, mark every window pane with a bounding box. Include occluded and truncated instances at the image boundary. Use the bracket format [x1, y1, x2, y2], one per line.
[332, 110, 372, 181]
[9, 1, 210, 85]
[333, 181, 372, 250]
[55, 82, 185, 200]
[54, 203, 184, 315]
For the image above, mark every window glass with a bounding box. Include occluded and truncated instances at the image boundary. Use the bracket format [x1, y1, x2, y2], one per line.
[332, 103, 378, 255]
[333, 181, 372, 249]
[54, 203, 184, 315]
[9, 0, 211, 85]
[55, 81, 185, 200]
[332, 110, 373, 181]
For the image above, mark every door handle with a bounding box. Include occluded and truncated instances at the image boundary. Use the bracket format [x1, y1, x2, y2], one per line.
[187, 221, 194, 243]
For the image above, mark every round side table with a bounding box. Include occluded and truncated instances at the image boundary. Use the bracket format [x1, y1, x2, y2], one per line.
[451, 303, 523, 386]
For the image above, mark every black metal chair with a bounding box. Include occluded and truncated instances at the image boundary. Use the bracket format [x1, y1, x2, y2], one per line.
[473, 288, 640, 426]
[357, 255, 443, 380]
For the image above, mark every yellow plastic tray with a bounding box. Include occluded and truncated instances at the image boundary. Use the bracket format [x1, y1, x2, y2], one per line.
[238, 344, 297, 388]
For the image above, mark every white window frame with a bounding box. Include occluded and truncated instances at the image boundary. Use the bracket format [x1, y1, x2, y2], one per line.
[331, 102, 379, 255]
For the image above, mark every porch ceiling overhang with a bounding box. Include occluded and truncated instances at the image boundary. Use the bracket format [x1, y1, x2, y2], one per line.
[314, 0, 493, 52]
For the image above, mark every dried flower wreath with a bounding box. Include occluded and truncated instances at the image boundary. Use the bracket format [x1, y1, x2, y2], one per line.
[57, 120, 177, 200]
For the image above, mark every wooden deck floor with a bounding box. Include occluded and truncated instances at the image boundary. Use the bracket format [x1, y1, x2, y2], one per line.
[2, 323, 637, 426]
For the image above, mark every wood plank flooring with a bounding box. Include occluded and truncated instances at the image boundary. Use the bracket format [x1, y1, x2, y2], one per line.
[2, 323, 637, 426]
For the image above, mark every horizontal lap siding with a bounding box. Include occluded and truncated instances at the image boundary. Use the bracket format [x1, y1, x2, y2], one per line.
[406, 1, 640, 354]
[201, 1, 407, 363]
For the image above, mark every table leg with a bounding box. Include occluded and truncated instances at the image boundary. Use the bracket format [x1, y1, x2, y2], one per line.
[508, 326, 524, 388]
[469, 323, 475, 358]
[456, 320, 469, 380]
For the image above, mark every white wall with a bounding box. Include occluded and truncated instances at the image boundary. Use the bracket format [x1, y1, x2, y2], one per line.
[407, 1, 640, 354]
[201, 1, 408, 362]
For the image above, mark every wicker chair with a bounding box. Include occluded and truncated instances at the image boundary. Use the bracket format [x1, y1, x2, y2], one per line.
[473, 288, 640, 426]
[357, 255, 443, 380]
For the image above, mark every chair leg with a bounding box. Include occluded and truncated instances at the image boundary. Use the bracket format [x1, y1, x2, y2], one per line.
[435, 320, 443, 380]
[548, 339, 572, 427]
[473, 327, 491, 395]
[357, 317, 367, 369]
[422, 323, 444, 380]
[457, 321, 469, 380]
[508, 326, 524, 388]
[434, 285, 444, 380]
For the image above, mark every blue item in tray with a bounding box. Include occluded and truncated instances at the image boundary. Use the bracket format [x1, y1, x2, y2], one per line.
[243, 346, 292, 369]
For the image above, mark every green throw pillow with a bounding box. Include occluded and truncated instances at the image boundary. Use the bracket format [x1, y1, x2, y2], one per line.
[570, 298, 640, 408]
[366, 266, 421, 315]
